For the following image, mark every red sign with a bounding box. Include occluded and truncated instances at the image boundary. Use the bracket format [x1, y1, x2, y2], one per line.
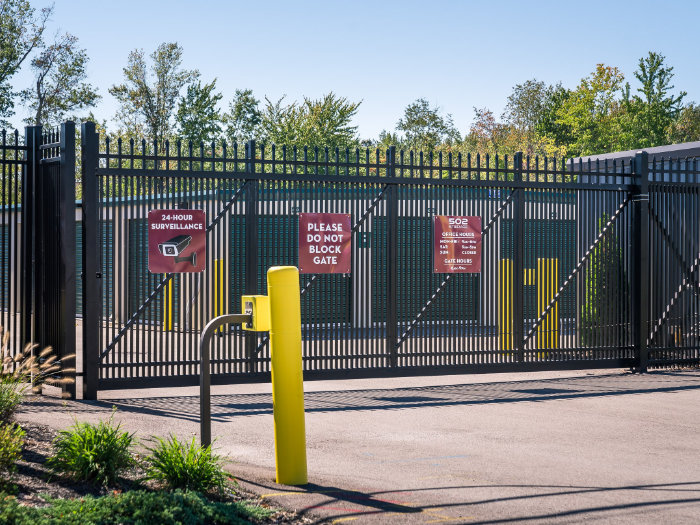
[298, 213, 351, 274]
[148, 209, 206, 273]
[433, 215, 482, 273]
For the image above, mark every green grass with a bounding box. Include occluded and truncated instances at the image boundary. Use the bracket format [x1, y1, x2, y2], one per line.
[47, 415, 136, 486]
[0, 489, 273, 525]
[145, 435, 227, 494]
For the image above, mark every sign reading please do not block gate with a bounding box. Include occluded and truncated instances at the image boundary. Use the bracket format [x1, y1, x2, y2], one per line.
[298, 213, 351, 274]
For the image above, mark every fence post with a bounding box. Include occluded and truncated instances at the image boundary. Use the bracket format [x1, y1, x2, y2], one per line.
[59, 122, 76, 398]
[22, 126, 40, 349]
[633, 152, 649, 371]
[386, 146, 398, 367]
[512, 152, 525, 362]
[81, 122, 99, 399]
[245, 140, 258, 373]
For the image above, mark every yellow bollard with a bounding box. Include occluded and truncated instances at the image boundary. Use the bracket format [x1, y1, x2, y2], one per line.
[536, 258, 559, 354]
[163, 279, 173, 331]
[499, 259, 513, 351]
[214, 258, 224, 332]
[267, 266, 308, 485]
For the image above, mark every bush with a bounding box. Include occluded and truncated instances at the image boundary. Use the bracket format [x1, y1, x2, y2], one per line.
[0, 327, 75, 424]
[47, 414, 135, 486]
[145, 435, 227, 493]
[0, 379, 23, 424]
[0, 489, 272, 524]
[0, 423, 24, 477]
[1, 326, 76, 390]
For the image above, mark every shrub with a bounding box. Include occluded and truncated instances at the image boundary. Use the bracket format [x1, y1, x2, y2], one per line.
[0, 379, 23, 424]
[0, 489, 273, 524]
[145, 435, 227, 493]
[47, 413, 135, 486]
[0, 423, 24, 478]
[0, 327, 75, 418]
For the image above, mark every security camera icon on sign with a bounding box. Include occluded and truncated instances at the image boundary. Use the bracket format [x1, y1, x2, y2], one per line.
[158, 235, 196, 267]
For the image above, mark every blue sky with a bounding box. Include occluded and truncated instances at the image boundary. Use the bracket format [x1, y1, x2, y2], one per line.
[9, 0, 700, 139]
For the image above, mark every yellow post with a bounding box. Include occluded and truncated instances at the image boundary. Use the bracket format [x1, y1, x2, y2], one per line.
[499, 259, 513, 351]
[163, 279, 173, 331]
[267, 266, 307, 485]
[214, 258, 224, 332]
[537, 258, 559, 354]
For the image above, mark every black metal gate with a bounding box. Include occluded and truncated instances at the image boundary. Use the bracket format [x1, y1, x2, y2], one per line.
[0, 123, 76, 396]
[76, 121, 700, 398]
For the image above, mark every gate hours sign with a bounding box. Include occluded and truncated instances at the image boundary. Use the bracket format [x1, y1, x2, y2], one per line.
[148, 209, 206, 273]
[298, 213, 351, 274]
[433, 215, 482, 273]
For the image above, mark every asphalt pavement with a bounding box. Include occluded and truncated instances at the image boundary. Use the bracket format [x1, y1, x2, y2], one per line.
[17, 368, 700, 524]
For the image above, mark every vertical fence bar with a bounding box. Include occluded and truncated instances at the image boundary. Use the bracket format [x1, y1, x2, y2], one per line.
[59, 122, 77, 397]
[81, 122, 99, 399]
[386, 146, 398, 367]
[633, 152, 649, 371]
[22, 126, 40, 348]
[245, 140, 258, 373]
[512, 152, 525, 362]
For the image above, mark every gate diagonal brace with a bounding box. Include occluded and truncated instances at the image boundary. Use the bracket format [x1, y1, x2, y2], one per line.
[522, 196, 632, 349]
[649, 249, 700, 343]
[650, 204, 699, 284]
[255, 184, 390, 354]
[396, 189, 515, 348]
[99, 183, 247, 362]
[647, 206, 700, 342]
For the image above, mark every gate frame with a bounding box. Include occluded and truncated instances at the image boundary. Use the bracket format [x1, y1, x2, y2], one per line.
[77, 125, 700, 397]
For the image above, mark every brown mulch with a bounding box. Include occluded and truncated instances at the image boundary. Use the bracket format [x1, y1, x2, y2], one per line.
[5, 420, 309, 523]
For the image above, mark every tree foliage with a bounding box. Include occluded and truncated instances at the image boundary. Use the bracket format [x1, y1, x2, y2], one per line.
[176, 79, 222, 145]
[619, 51, 686, 149]
[259, 92, 360, 150]
[396, 98, 459, 151]
[666, 103, 700, 144]
[109, 42, 199, 145]
[223, 88, 261, 144]
[20, 32, 99, 126]
[553, 64, 625, 156]
[0, 0, 51, 124]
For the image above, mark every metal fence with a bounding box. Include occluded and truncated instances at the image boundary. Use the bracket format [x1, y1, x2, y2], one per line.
[0, 129, 29, 354]
[0, 124, 76, 396]
[80, 120, 693, 398]
[4, 120, 699, 399]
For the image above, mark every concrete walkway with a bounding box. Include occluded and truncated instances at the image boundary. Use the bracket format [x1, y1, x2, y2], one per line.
[17, 368, 700, 524]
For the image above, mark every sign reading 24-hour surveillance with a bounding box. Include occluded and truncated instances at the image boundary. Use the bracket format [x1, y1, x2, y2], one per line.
[433, 215, 482, 273]
[148, 209, 206, 273]
[298, 213, 351, 274]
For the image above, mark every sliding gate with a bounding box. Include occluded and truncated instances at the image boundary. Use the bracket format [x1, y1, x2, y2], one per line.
[79, 122, 700, 398]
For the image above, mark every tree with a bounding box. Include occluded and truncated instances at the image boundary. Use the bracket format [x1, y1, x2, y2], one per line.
[20, 33, 99, 126]
[468, 107, 507, 154]
[0, 0, 51, 125]
[259, 92, 360, 150]
[375, 129, 402, 150]
[503, 79, 572, 154]
[619, 51, 686, 149]
[666, 103, 700, 144]
[175, 79, 222, 145]
[109, 42, 199, 145]
[223, 88, 262, 144]
[554, 64, 625, 156]
[396, 98, 460, 151]
[535, 84, 572, 148]
[503, 79, 551, 133]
